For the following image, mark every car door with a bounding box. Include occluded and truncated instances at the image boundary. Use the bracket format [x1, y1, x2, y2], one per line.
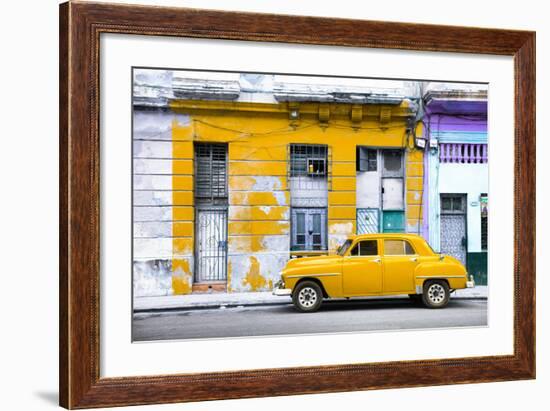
[342, 239, 383, 296]
[381, 239, 418, 294]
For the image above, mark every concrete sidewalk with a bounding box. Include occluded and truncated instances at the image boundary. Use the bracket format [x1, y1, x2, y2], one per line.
[134, 286, 487, 312]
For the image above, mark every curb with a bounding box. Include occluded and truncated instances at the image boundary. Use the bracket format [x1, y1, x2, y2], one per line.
[134, 296, 487, 314]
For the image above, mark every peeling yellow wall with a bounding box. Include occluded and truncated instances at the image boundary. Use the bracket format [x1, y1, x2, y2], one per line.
[172, 259, 193, 295]
[171, 125, 194, 295]
[406, 123, 425, 233]
[166, 100, 421, 293]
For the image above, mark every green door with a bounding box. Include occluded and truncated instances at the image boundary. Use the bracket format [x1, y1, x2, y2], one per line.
[382, 211, 405, 233]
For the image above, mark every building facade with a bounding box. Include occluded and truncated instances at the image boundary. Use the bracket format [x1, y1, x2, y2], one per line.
[132, 71, 426, 296]
[421, 85, 488, 285]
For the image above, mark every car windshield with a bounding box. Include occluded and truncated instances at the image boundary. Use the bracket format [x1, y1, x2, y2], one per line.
[337, 239, 352, 256]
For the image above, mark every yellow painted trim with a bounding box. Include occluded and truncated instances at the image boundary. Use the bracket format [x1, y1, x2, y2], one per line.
[173, 206, 194, 221]
[174, 221, 194, 237]
[328, 206, 357, 220]
[331, 177, 356, 191]
[173, 238, 194, 256]
[406, 162, 424, 177]
[173, 175, 193, 190]
[170, 99, 415, 118]
[173, 191, 194, 206]
[229, 220, 290, 236]
[329, 191, 356, 206]
[172, 159, 193, 174]
[229, 161, 287, 176]
[230, 191, 289, 206]
[406, 177, 423, 191]
[332, 162, 356, 177]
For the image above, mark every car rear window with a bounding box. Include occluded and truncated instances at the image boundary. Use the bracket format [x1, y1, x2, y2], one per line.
[384, 240, 415, 255]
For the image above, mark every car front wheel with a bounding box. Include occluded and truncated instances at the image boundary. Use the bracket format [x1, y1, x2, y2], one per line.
[422, 280, 450, 308]
[292, 281, 323, 313]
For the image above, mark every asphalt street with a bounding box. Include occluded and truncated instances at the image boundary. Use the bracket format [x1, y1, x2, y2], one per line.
[133, 298, 487, 341]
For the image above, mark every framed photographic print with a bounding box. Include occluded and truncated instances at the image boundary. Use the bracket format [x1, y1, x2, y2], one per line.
[59, 1, 535, 408]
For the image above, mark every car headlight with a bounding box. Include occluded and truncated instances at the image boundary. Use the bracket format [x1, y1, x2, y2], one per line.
[274, 279, 285, 289]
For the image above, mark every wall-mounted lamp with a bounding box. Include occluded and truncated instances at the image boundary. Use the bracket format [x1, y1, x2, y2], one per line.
[288, 103, 300, 128]
[415, 137, 427, 149]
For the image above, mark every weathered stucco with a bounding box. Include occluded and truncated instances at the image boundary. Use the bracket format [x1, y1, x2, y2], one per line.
[133, 70, 432, 296]
[133, 259, 172, 297]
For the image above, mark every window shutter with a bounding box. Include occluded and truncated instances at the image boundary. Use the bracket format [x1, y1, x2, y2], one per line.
[195, 143, 227, 201]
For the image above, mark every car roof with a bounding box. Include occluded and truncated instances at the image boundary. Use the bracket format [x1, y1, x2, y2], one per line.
[348, 233, 425, 241]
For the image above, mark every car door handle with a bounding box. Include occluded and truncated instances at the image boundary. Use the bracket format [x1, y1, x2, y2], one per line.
[410, 257, 418, 262]
[373, 258, 381, 263]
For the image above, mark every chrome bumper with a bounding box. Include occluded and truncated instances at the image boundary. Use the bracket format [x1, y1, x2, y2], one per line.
[466, 280, 475, 288]
[273, 288, 292, 296]
[272, 279, 292, 296]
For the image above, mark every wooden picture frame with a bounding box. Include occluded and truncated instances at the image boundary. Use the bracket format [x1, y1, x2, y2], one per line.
[59, 1, 535, 408]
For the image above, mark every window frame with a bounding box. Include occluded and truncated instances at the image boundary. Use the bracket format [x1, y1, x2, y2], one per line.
[307, 157, 327, 176]
[290, 207, 328, 251]
[289, 143, 328, 178]
[349, 239, 379, 257]
[480, 193, 488, 251]
[440, 193, 467, 215]
[382, 238, 417, 256]
[356, 146, 378, 172]
[194, 142, 228, 204]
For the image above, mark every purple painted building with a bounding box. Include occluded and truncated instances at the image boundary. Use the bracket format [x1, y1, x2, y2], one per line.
[421, 86, 488, 284]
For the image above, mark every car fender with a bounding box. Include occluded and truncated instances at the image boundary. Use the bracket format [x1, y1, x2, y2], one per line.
[282, 259, 343, 298]
[413, 260, 467, 292]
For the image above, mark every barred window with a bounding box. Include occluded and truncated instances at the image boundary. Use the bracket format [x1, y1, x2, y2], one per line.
[194, 143, 228, 201]
[481, 216, 488, 251]
[356, 147, 377, 172]
[382, 149, 403, 177]
[290, 144, 327, 177]
[480, 194, 488, 250]
[441, 194, 465, 213]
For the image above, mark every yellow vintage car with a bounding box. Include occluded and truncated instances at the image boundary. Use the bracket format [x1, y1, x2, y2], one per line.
[273, 233, 474, 312]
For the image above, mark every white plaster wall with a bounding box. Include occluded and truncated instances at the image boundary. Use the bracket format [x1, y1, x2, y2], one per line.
[134, 159, 173, 174]
[439, 162, 489, 252]
[133, 108, 179, 295]
[133, 206, 173, 221]
[133, 260, 173, 297]
[382, 178, 404, 209]
[356, 171, 380, 208]
[133, 191, 172, 206]
[427, 150, 440, 249]
[133, 110, 189, 140]
[289, 177, 328, 207]
[227, 253, 289, 292]
[133, 140, 173, 158]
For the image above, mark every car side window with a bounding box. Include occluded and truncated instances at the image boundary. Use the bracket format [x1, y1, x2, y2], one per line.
[384, 240, 415, 255]
[350, 240, 378, 256]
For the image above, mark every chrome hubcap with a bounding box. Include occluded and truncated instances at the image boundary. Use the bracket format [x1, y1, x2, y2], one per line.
[428, 284, 446, 304]
[298, 287, 318, 308]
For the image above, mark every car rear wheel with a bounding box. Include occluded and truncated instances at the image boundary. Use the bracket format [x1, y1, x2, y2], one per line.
[292, 281, 323, 313]
[422, 280, 450, 308]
